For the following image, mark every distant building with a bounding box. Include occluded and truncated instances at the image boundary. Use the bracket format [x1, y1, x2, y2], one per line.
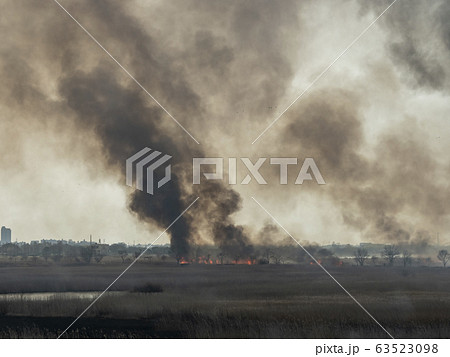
[40, 239, 68, 245]
[1, 226, 12, 245]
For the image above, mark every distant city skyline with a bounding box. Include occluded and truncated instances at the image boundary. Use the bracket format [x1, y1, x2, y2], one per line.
[1, 223, 447, 248]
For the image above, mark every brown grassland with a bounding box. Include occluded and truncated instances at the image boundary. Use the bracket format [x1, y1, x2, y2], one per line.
[0, 264, 449, 338]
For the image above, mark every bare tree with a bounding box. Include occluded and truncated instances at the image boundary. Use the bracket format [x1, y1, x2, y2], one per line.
[354, 248, 369, 266]
[118, 249, 128, 264]
[383, 245, 399, 266]
[218, 252, 224, 265]
[94, 252, 105, 263]
[437, 250, 449, 268]
[50, 243, 63, 263]
[371, 256, 378, 266]
[42, 246, 51, 263]
[262, 248, 273, 264]
[401, 250, 412, 267]
[80, 246, 93, 264]
[271, 253, 283, 265]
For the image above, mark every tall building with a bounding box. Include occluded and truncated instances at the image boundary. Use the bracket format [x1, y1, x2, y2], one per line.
[1, 226, 11, 244]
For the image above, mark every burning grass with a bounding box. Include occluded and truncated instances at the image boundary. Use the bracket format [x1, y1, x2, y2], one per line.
[179, 256, 257, 265]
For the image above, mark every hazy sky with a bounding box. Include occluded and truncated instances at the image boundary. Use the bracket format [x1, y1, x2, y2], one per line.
[1, 0, 449, 247]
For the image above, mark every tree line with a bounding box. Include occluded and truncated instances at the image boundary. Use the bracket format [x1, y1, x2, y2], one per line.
[354, 245, 449, 268]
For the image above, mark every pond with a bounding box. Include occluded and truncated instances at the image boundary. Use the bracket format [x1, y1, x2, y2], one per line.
[0, 291, 125, 301]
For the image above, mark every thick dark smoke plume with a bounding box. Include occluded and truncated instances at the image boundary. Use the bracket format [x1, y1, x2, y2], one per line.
[57, 66, 199, 258]
[0, 0, 275, 257]
[51, 1, 266, 258]
[193, 181, 253, 259]
[1, 0, 449, 249]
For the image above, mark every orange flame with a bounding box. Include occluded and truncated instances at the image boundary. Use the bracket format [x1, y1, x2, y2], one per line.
[179, 256, 257, 265]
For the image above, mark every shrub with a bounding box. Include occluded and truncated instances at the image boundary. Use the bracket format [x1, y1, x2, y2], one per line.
[132, 283, 163, 293]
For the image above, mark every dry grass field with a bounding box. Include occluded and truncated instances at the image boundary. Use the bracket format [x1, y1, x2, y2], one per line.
[0, 264, 449, 338]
